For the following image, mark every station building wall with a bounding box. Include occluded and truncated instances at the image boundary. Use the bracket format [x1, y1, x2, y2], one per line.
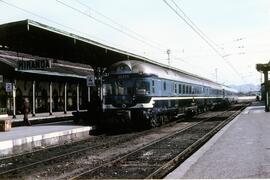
[1, 76, 87, 116]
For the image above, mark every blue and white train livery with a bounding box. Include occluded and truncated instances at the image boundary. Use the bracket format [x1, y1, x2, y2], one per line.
[102, 60, 238, 128]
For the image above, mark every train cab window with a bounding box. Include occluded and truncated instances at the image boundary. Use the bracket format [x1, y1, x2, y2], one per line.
[136, 80, 150, 95]
[104, 84, 112, 95]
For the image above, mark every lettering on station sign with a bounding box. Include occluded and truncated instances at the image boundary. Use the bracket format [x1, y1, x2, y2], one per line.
[86, 75, 95, 87]
[17, 60, 51, 70]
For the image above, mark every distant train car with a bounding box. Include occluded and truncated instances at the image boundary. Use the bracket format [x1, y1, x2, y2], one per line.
[102, 60, 238, 128]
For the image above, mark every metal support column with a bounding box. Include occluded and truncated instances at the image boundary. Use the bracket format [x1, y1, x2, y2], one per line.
[12, 82, 16, 119]
[32, 80, 36, 116]
[256, 63, 270, 112]
[64, 82, 67, 114]
[76, 83, 79, 112]
[49, 81, 52, 115]
[264, 71, 269, 112]
[87, 86, 91, 102]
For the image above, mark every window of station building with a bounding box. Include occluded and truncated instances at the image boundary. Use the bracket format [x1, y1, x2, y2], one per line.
[0, 86, 7, 115]
[183, 84, 186, 94]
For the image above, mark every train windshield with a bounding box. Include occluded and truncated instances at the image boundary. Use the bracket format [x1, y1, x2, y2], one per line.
[104, 80, 135, 96]
[136, 80, 150, 95]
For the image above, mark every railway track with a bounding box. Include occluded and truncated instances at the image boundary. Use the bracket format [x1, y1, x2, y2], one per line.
[71, 104, 246, 179]
[0, 104, 246, 179]
[0, 115, 186, 179]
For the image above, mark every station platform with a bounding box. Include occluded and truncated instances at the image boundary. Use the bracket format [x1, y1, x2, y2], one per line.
[0, 120, 92, 158]
[165, 103, 270, 179]
[1, 110, 87, 127]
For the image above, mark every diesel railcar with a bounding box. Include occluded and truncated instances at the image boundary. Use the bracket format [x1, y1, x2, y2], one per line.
[102, 60, 238, 128]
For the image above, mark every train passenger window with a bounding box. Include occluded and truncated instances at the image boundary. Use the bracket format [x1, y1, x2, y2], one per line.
[152, 80, 155, 94]
[163, 81, 166, 91]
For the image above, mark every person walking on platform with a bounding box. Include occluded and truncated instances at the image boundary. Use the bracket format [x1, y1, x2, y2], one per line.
[23, 98, 31, 126]
[88, 93, 102, 134]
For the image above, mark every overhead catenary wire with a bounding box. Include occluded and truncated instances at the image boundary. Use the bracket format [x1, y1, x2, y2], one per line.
[74, 0, 169, 51]
[163, 0, 246, 83]
[0, 0, 129, 51]
[170, 0, 221, 50]
[56, 0, 166, 53]
[74, 0, 237, 71]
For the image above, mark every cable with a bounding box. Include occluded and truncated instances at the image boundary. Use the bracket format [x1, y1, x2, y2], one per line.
[56, 0, 166, 52]
[163, 0, 246, 82]
[0, 0, 124, 49]
[74, 0, 169, 51]
[170, 0, 221, 49]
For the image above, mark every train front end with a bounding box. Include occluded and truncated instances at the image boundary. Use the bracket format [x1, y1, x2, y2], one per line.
[102, 62, 153, 128]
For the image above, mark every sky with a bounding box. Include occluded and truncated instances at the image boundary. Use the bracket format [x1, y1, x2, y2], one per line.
[0, 0, 270, 87]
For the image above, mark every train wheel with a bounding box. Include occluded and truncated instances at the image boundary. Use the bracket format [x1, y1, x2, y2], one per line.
[158, 115, 165, 126]
[149, 115, 159, 128]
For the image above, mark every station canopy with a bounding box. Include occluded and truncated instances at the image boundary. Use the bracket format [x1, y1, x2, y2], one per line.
[0, 19, 223, 84]
[0, 19, 152, 69]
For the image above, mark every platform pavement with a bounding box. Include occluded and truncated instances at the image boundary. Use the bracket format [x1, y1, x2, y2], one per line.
[1, 110, 86, 127]
[0, 117, 92, 158]
[165, 104, 270, 179]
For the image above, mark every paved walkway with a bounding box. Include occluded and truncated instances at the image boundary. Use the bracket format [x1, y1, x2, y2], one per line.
[0, 110, 87, 127]
[0, 120, 92, 157]
[165, 105, 270, 179]
[8, 111, 74, 122]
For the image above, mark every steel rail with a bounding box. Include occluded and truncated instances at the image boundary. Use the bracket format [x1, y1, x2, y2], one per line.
[70, 106, 242, 179]
[146, 105, 246, 179]
[0, 116, 184, 177]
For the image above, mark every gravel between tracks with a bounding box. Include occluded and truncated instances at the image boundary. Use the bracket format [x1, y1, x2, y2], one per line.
[0, 107, 243, 179]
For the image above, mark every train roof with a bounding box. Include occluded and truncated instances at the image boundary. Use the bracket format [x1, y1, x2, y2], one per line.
[107, 60, 238, 92]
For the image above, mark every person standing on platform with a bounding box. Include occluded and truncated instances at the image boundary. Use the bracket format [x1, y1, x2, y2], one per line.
[23, 98, 31, 126]
[88, 93, 102, 134]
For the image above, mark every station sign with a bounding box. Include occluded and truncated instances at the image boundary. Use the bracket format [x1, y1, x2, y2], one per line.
[5, 83, 12, 92]
[17, 59, 51, 70]
[86, 75, 95, 87]
[0, 75, 3, 83]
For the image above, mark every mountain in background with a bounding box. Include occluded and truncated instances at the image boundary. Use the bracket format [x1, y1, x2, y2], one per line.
[229, 84, 260, 93]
